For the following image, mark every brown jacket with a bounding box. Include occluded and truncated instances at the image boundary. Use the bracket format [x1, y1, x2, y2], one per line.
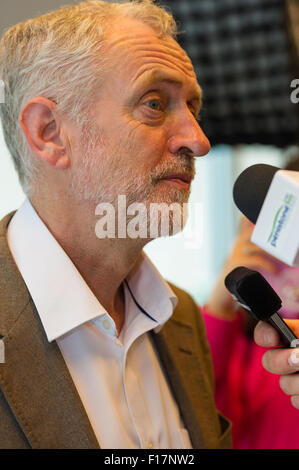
[0, 212, 232, 449]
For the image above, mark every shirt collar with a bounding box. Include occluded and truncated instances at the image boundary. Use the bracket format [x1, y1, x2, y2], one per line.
[125, 252, 177, 333]
[7, 198, 177, 342]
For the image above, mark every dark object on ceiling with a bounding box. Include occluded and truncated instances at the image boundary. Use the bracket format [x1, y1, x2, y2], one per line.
[163, 0, 299, 147]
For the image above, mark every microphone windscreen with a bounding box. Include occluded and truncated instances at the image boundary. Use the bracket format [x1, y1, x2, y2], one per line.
[225, 266, 282, 320]
[233, 164, 279, 223]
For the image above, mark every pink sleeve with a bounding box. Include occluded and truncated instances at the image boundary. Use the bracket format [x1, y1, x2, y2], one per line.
[201, 306, 251, 446]
[201, 306, 299, 449]
[201, 306, 245, 385]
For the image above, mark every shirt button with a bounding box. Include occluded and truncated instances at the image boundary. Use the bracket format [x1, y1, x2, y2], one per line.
[102, 318, 111, 330]
[147, 441, 154, 449]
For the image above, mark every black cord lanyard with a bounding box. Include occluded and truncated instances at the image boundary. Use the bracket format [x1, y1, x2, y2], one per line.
[124, 279, 157, 323]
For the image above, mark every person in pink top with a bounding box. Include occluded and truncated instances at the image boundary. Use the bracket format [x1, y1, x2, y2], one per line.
[203, 157, 299, 449]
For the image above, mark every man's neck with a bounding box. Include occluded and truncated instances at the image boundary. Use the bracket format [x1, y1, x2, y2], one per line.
[30, 196, 148, 334]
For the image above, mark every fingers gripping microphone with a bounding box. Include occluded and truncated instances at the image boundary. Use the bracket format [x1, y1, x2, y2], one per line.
[233, 164, 299, 266]
[225, 266, 299, 348]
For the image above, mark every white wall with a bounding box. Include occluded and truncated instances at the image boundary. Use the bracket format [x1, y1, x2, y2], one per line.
[0, 0, 79, 36]
[0, 123, 25, 218]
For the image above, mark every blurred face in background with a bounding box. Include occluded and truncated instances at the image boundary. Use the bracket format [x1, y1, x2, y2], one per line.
[239, 218, 299, 319]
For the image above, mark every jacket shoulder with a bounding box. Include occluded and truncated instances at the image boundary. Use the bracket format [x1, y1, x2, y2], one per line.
[167, 281, 210, 355]
[0, 211, 31, 336]
[0, 386, 30, 448]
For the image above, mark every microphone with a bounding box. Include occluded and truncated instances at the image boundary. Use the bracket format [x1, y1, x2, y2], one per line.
[225, 266, 299, 348]
[233, 164, 299, 266]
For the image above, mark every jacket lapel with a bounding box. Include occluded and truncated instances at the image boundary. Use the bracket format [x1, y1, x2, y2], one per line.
[0, 212, 99, 449]
[151, 289, 222, 449]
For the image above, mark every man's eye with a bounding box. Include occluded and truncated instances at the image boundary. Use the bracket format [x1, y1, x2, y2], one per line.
[144, 99, 162, 112]
[188, 104, 199, 119]
[143, 99, 199, 119]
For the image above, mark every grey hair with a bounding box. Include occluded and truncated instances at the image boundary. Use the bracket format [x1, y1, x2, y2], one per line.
[0, 0, 179, 195]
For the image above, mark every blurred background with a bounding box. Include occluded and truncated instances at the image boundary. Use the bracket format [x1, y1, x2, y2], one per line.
[0, 0, 298, 304]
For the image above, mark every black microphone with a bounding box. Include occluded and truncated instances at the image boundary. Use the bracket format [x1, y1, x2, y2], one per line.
[225, 266, 299, 348]
[233, 163, 279, 224]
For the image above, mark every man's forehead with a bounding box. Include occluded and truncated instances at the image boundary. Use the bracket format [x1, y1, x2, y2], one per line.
[104, 19, 194, 68]
[132, 68, 202, 102]
[103, 23, 199, 97]
[106, 32, 190, 61]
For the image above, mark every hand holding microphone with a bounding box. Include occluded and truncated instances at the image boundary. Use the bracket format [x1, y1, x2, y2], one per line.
[225, 265, 299, 409]
[230, 163, 299, 409]
[225, 266, 299, 348]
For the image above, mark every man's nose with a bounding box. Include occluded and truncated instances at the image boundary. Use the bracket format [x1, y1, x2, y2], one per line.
[167, 113, 211, 158]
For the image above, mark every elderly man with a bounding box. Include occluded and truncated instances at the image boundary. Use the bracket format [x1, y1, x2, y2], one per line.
[0, 0, 297, 450]
[0, 0, 229, 449]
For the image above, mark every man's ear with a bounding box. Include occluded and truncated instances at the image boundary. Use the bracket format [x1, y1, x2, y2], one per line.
[19, 97, 70, 169]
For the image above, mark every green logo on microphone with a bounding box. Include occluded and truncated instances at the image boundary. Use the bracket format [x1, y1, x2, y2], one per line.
[267, 193, 295, 247]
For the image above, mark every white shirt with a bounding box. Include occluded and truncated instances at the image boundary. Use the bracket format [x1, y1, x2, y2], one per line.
[7, 199, 192, 449]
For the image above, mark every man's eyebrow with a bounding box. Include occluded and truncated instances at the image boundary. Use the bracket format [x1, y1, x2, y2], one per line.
[134, 70, 202, 103]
